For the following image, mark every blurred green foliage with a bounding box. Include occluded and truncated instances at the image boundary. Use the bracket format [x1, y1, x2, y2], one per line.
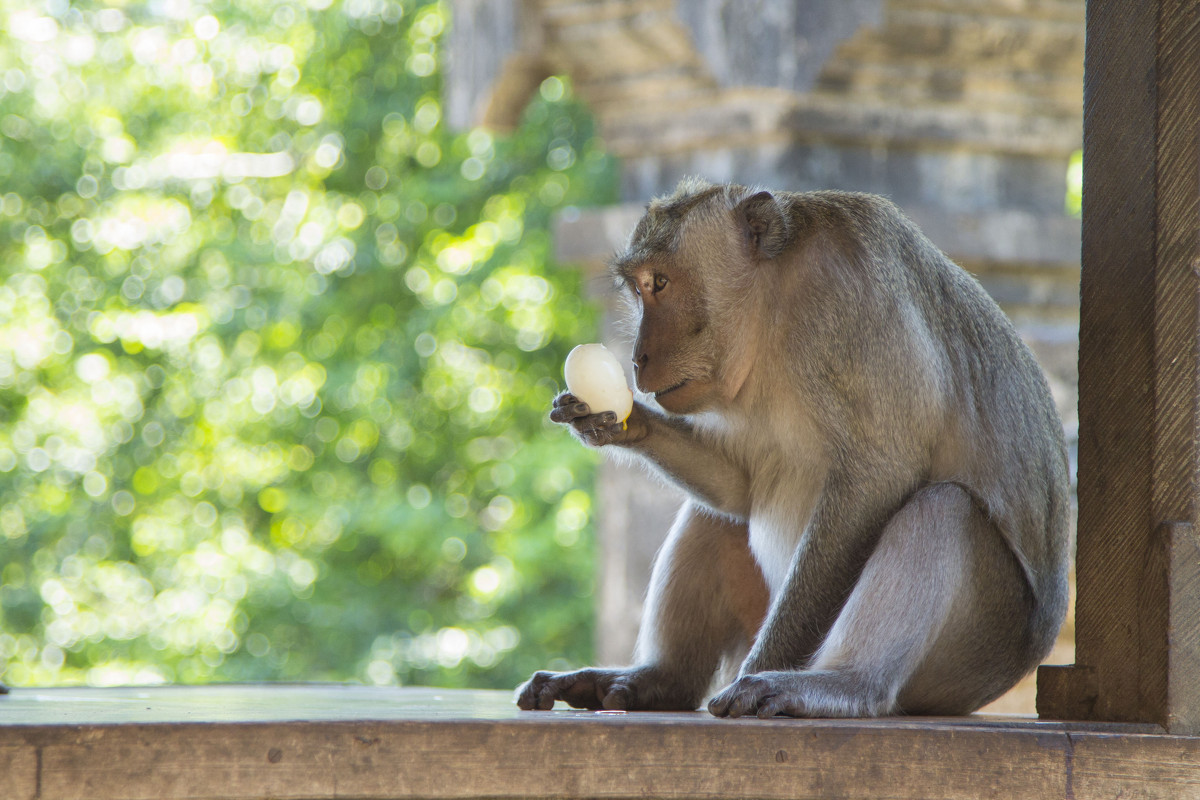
[0, 0, 615, 689]
[1065, 149, 1081, 218]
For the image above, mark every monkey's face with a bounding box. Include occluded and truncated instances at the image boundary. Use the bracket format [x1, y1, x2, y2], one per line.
[625, 257, 721, 415]
[614, 182, 772, 415]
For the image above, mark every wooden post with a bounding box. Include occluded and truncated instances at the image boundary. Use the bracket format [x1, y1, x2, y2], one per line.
[1036, 0, 1200, 732]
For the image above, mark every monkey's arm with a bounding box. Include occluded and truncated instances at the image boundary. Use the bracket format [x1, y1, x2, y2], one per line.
[708, 504, 872, 718]
[551, 393, 752, 518]
[730, 481, 890, 678]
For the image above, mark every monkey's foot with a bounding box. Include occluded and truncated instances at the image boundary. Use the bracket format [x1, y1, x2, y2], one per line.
[707, 670, 895, 719]
[515, 666, 699, 712]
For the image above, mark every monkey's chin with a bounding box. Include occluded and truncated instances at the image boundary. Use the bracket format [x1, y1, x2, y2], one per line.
[653, 380, 710, 414]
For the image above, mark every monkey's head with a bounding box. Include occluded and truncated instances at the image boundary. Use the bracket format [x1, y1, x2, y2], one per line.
[611, 179, 792, 415]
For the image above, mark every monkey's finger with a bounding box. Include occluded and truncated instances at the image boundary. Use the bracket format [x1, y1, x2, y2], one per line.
[550, 403, 592, 424]
[711, 681, 762, 719]
[557, 676, 606, 710]
[516, 684, 539, 710]
[733, 694, 765, 718]
[578, 414, 625, 438]
[515, 672, 553, 710]
[755, 695, 789, 719]
[723, 693, 753, 718]
[535, 683, 561, 711]
[551, 392, 580, 409]
[576, 415, 621, 432]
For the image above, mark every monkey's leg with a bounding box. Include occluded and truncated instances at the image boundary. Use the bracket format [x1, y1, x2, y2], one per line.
[709, 482, 1036, 718]
[516, 502, 768, 711]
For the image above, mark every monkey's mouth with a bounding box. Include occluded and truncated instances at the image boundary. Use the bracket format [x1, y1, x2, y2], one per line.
[653, 380, 689, 399]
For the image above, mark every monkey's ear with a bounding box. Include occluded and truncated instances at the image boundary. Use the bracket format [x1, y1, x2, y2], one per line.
[735, 191, 790, 260]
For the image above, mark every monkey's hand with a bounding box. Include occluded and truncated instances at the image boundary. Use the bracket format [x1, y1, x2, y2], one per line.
[516, 666, 699, 712]
[550, 392, 650, 447]
[553, 392, 752, 517]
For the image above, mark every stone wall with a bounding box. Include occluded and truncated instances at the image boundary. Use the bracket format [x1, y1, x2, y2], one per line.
[445, 0, 1084, 675]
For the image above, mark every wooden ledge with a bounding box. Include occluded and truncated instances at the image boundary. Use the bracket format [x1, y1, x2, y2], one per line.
[0, 685, 1193, 800]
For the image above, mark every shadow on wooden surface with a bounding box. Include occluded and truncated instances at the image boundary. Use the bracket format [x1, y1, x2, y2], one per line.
[1, 685, 1196, 800]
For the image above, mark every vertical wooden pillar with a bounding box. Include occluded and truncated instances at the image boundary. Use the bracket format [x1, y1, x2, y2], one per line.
[1036, 0, 1200, 732]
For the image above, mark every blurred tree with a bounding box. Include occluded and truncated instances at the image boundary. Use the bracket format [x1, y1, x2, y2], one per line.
[0, 0, 615, 689]
[1066, 149, 1082, 217]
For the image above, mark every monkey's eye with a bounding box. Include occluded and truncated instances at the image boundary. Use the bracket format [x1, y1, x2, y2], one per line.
[652, 274, 669, 294]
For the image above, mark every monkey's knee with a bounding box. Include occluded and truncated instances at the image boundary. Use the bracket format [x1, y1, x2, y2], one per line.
[809, 482, 1036, 714]
[894, 487, 1038, 713]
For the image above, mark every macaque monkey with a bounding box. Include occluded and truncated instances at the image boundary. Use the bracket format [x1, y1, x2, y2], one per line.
[516, 178, 1070, 718]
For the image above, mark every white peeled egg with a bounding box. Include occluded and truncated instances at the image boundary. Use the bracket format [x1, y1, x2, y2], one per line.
[564, 343, 633, 422]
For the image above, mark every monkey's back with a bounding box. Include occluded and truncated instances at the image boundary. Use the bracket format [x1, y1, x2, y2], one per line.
[779, 191, 1071, 640]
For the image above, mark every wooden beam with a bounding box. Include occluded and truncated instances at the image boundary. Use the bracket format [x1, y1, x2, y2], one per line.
[1037, 0, 1200, 732]
[0, 686, 1192, 800]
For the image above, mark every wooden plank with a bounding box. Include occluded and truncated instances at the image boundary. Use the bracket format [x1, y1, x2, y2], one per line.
[4, 686, 1200, 800]
[1148, 0, 1200, 735]
[27, 722, 1200, 800]
[0, 745, 38, 800]
[1067, 0, 1158, 726]
[1166, 523, 1200, 731]
[31, 719, 1072, 800]
[1040, 0, 1200, 732]
[37, 725, 336, 800]
[1074, 733, 1200, 799]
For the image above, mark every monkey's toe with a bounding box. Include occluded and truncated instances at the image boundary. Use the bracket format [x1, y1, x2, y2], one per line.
[755, 695, 798, 718]
[709, 674, 792, 718]
[600, 683, 635, 710]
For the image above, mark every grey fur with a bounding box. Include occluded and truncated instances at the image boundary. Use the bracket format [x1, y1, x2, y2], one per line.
[520, 178, 1070, 718]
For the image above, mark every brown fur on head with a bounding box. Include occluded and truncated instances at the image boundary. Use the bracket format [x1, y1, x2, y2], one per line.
[611, 178, 793, 414]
